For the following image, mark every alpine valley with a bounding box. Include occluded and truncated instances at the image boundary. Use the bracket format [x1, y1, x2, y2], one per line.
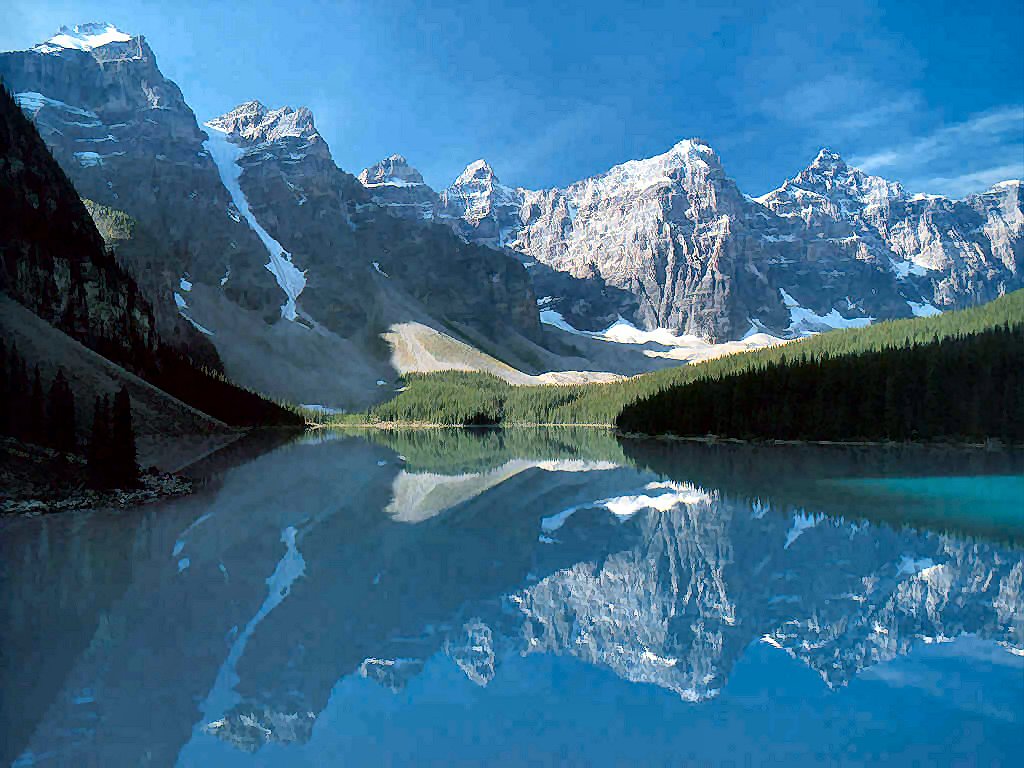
[2, 23, 1020, 411]
[2, 14, 1024, 768]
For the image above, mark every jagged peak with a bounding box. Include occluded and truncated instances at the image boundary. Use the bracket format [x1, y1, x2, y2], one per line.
[671, 137, 717, 156]
[810, 147, 846, 169]
[454, 159, 499, 187]
[986, 179, 1022, 193]
[32, 23, 134, 54]
[358, 154, 426, 187]
[206, 101, 317, 144]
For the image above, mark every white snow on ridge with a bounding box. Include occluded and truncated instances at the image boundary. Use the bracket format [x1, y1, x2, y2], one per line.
[34, 23, 133, 53]
[907, 300, 942, 317]
[540, 310, 786, 361]
[363, 178, 422, 188]
[579, 138, 714, 199]
[14, 92, 99, 121]
[204, 124, 306, 320]
[779, 288, 873, 335]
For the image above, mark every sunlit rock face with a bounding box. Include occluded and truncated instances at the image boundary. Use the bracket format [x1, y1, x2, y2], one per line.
[759, 150, 1022, 313]
[433, 143, 1020, 340]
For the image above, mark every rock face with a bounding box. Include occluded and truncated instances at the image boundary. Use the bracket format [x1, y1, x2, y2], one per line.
[0, 83, 159, 369]
[759, 150, 1022, 310]
[204, 100, 540, 340]
[358, 154, 437, 220]
[1, 25, 541, 405]
[438, 160, 525, 248]
[391, 142, 1020, 341]
[0, 25, 283, 344]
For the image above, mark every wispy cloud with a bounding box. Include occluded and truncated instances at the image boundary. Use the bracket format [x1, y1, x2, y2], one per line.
[760, 74, 921, 135]
[917, 164, 1023, 198]
[850, 106, 1024, 196]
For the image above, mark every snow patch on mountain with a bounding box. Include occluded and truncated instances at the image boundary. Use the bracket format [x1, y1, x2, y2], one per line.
[541, 310, 787, 362]
[13, 92, 99, 122]
[204, 124, 306, 320]
[779, 289, 873, 335]
[906, 301, 942, 317]
[33, 23, 132, 54]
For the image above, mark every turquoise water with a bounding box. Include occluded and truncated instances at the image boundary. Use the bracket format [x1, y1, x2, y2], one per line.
[1, 430, 1022, 767]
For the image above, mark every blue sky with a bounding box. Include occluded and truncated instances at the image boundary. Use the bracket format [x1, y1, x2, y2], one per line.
[4, 0, 1022, 196]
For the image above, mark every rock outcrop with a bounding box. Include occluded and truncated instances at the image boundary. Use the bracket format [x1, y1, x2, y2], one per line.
[1, 26, 542, 406]
[372, 141, 1020, 341]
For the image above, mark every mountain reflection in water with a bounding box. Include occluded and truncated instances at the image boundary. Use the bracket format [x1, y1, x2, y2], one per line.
[2, 429, 1022, 767]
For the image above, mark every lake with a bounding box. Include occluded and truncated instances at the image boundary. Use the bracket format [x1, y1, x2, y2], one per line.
[2, 429, 1022, 767]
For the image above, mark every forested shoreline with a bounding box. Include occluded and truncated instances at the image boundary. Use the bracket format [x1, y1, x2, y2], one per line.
[359, 290, 1024, 441]
[618, 324, 1023, 441]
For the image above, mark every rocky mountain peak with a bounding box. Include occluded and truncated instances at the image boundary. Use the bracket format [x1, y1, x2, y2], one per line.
[31, 22, 135, 55]
[764, 148, 906, 215]
[207, 101, 318, 145]
[809, 147, 846, 170]
[358, 154, 426, 187]
[454, 159, 500, 186]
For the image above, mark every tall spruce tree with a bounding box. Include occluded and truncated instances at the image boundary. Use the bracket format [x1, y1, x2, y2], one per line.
[87, 395, 112, 488]
[47, 368, 77, 453]
[29, 365, 45, 445]
[111, 386, 138, 487]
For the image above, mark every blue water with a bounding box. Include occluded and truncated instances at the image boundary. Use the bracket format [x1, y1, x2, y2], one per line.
[1, 430, 1022, 767]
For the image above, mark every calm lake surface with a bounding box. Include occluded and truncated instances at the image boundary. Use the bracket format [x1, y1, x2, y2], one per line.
[2, 429, 1023, 767]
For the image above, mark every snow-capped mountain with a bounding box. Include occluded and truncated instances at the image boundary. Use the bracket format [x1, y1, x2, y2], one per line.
[759, 149, 1021, 311]
[366, 141, 1020, 340]
[438, 159, 525, 247]
[0, 25, 542, 406]
[358, 154, 437, 219]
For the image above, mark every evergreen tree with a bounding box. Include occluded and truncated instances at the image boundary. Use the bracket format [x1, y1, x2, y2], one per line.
[29, 366, 45, 444]
[87, 395, 112, 488]
[111, 386, 138, 487]
[47, 368, 77, 453]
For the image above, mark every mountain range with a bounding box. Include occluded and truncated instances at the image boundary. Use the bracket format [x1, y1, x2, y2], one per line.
[1, 22, 1020, 409]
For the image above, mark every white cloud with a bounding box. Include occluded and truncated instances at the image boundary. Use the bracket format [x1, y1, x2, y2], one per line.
[852, 106, 1024, 170]
[762, 75, 920, 134]
[850, 106, 1024, 197]
[917, 164, 1023, 198]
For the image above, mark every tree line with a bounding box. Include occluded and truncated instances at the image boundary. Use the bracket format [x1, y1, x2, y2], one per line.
[366, 290, 1024, 439]
[617, 324, 1024, 442]
[1, 339, 140, 487]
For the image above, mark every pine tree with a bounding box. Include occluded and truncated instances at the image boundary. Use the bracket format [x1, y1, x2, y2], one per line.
[111, 386, 138, 487]
[47, 368, 77, 453]
[29, 365, 45, 445]
[87, 395, 112, 488]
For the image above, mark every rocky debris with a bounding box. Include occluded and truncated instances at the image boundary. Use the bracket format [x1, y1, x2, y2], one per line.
[0, 437, 193, 515]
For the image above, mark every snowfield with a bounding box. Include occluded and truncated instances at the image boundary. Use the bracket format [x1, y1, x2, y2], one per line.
[540, 310, 788, 364]
[203, 124, 307, 321]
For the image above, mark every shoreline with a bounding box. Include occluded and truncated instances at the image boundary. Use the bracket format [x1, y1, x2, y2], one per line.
[305, 421, 1016, 450]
